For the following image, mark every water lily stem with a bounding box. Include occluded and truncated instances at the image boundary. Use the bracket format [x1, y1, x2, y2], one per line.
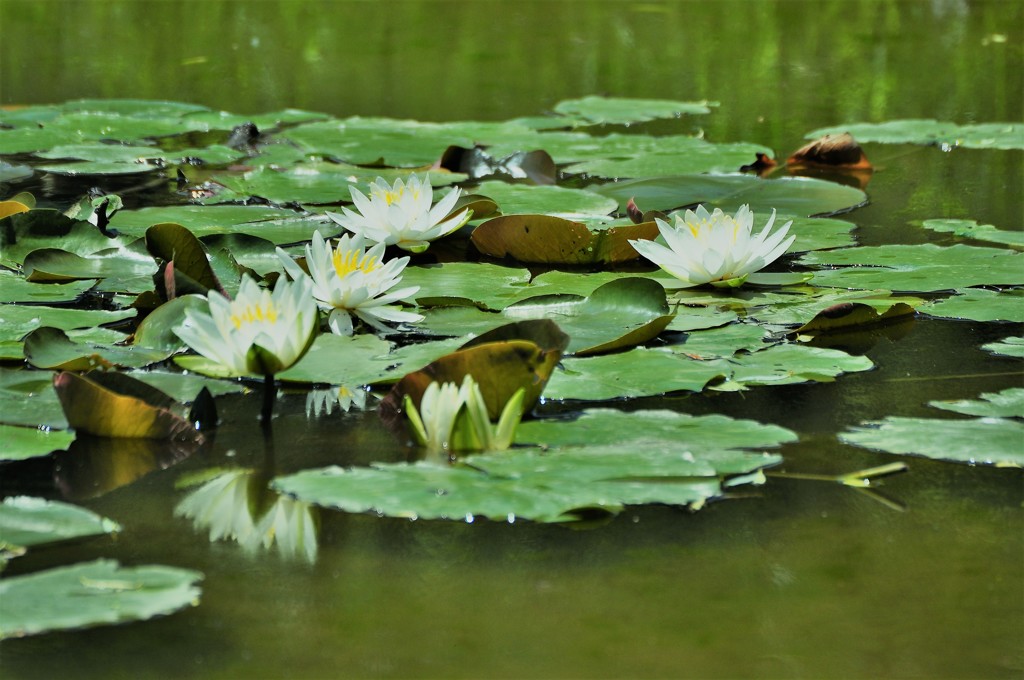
[261, 373, 276, 426]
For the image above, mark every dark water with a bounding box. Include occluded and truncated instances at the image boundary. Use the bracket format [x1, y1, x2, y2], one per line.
[1, 1, 1022, 678]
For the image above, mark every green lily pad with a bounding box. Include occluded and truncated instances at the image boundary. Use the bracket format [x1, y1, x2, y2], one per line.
[1, 208, 134, 268]
[132, 295, 207, 352]
[920, 288, 1024, 322]
[22, 243, 157, 293]
[516, 408, 796, 453]
[0, 271, 96, 304]
[0, 559, 202, 640]
[667, 322, 774, 359]
[420, 278, 674, 355]
[277, 333, 395, 385]
[544, 348, 728, 401]
[0, 304, 135, 343]
[805, 120, 1024, 150]
[982, 336, 1024, 358]
[841, 416, 1024, 467]
[551, 96, 714, 125]
[0, 496, 119, 549]
[402, 262, 533, 310]
[920, 218, 1024, 249]
[0, 426, 76, 462]
[714, 344, 874, 390]
[791, 301, 916, 336]
[145, 223, 223, 296]
[478, 181, 618, 219]
[564, 141, 768, 179]
[107, 205, 321, 242]
[201, 233, 283, 276]
[273, 407, 787, 523]
[24, 327, 170, 370]
[0, 368, 68, 429]
[203, 163, 464, 207]
[929, 387, 1024, 418]
[124, 370, 249, 403]
[799, 244, 1023, 292]
[595, 174, 867, 217]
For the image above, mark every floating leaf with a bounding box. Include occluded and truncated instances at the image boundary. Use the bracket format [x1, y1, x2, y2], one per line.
[982, 336, 1024, 358]
[273, 408, 787, 523]
[0, 559, 202, 640]
[0, 271, 96, 304]
[920, 288, 1024, 323]
[929, 387, 1024, 419]
[0, 303, 135, 343]
[544, 348, 728, 401]
[0, 496, 119, 549]
[791, 301, 916, 336]
[715, 344, 874, 390]
[805, 120, 1024, 150]
[52, 370, 202, 441]
[551, 96, 713, 125]
[517, 409, 796, 453]
[920, 218, 1024, 249]
[420, 278, 674, 355]
[477, 181, 618, 219]
[668, 322, 772, 359]
[799, 244, 1022, 292]
[401, 262, 532, 310]
[24, 327, 168, 370]
[23, 244, 157, 293]
[145, 223, 223, 296]
[107, 205, 324, 243]
[470, 214, 658, 264]
[841, 417, 1024, 467]
[0, 425, 76, 462]
[1, 208, 132, 267]
[0, 368, 68, 429]
[562, 140, 768, 179]
[595, 174, 867, 217]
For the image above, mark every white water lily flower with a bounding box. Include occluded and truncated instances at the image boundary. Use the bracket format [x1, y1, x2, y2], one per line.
[326, 174, 472, 253]
[277, 230, 422, 336]
[629, 204, 795, 288]
[404, 375, 526, 455]
[174, 275, 318, 376]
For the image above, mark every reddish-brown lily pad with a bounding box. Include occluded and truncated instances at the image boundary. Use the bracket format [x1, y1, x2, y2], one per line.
[471, 214, 658, 265]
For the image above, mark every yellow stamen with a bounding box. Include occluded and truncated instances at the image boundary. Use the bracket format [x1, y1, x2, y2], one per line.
[332, 247, 380, 278]
[231, 302, 278, 329]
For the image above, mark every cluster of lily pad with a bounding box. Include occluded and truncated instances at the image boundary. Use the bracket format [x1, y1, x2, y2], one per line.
[1, 96, 1021, 637]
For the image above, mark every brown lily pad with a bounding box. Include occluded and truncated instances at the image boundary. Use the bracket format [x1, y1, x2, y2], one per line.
[471, 214, 658, 265]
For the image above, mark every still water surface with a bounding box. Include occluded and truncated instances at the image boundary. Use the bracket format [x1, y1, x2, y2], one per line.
[1, 1, 1022, 678]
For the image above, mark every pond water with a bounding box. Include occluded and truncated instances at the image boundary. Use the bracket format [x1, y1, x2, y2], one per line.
[1, 1, 1022, 678]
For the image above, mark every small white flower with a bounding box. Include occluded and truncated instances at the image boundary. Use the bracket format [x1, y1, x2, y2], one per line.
[629, 204, 795, 288]
[326, 174, 472, 253]
[404, 375, 525, 455]
[174, 275, 318, 376]
[277, 230, 422, 336]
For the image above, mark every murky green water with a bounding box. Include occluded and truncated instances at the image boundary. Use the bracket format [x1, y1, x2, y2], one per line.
[2, 1, 1022, 678]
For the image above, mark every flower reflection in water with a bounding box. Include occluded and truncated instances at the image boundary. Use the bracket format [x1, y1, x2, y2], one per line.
[175, 468, 319, 563]
[305, 385, 372, 418]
